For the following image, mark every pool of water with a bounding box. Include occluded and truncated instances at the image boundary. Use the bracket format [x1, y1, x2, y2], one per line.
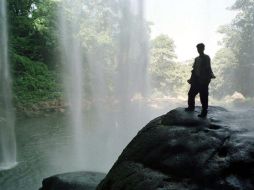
[0, 101, 181, 190]
[0, 113, 78, 190]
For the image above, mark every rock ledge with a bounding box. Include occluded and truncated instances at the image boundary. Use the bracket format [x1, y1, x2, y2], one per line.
[97, 107, 254, 190]
[40, 171, 105, 190]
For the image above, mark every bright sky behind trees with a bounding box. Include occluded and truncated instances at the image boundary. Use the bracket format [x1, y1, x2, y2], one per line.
[145, 0, 236, 61]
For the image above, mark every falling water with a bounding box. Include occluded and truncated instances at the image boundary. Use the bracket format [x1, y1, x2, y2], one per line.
[57, 0, 150, 171]
[58, 0, 85, 167]
[0, 0, 17, 170]
[117, 0, 148, 101]
[112, 0, 151, 153]
[116, 0, 149, 111]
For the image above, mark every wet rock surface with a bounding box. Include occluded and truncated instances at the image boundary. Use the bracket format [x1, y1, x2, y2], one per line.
[39, 172, 105, 190]
[97, 107, 254, 190]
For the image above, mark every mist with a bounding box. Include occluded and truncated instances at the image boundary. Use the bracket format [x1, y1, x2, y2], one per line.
[1, 0, 254, 189]
[0, 0, 17, 170]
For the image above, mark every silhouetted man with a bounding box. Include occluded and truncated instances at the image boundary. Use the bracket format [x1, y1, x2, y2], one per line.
[185, 43, 215, 117]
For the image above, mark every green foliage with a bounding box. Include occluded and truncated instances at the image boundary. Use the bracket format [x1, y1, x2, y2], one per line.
[32, 0, 59, 67]
[210, 48, 237, 98]
[149, 34, 188, 96]
[12, 54, 62, 106]
[171, 62, 192, 96]
[56, 0, 120, 100]
[6, 0, 130, 109]
[219, 0, 254, 97]
[7, 0, 61, 108]
[6, 0, 199, 109]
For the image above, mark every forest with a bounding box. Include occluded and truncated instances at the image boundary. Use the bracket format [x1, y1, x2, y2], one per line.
[6, 0, 254, 112]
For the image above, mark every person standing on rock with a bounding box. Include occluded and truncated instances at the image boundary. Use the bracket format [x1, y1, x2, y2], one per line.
[185, 43, 215, 117]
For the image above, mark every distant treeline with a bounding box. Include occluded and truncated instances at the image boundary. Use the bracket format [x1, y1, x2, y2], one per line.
[6, 0, 254, 110]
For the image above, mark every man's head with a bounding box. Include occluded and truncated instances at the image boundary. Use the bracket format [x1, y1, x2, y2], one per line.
[196, 43, 205, 55]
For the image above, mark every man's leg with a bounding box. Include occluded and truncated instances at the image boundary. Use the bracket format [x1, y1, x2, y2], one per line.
[187, 84, 199, 111]
[199, 84, 209, 117]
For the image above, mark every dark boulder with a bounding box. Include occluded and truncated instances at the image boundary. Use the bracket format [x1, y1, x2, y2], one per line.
[40, 171, 105, 190]
[97, 107, 254, 190]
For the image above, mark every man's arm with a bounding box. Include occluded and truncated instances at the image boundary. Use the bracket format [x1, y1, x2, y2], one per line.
[206, 55, 215, 79]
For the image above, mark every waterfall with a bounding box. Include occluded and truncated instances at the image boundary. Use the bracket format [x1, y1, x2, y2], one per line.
[57, 0, 149, 171]
[58, 0, 86, 167]
[0, 0, 17, 170]
[116, 0, 149, 106]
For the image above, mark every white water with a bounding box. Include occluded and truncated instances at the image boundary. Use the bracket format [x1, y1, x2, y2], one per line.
[0, 0, 17, 170]
[116, 0, 149, 115]
[58, 0, 150, 172]
[58, 0, 85, 167]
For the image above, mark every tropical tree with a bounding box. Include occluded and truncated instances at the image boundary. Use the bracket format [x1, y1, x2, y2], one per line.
[149, 34, 178, 95]
[219, 0, 254, 97]
[7, 0, 61, 107]
[210, 48, 237, 98]
[6, 0, 151, 108]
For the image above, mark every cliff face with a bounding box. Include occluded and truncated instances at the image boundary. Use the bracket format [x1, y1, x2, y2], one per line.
[97, 107, 254, 190]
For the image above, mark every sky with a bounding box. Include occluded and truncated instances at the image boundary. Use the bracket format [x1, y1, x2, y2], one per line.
[144, 0, 237, 61]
